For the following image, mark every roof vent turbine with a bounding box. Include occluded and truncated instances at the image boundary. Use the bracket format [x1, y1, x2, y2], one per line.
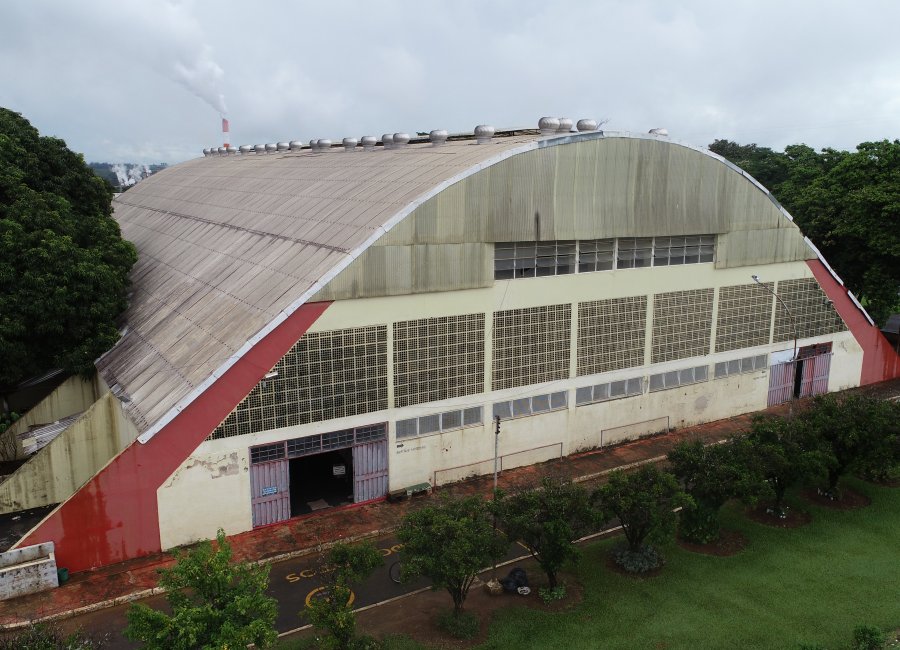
[239, 145, 252, 154]
[276, 142, 290, 152]
[342, 137, 359, 151]
[264, 143, 277, 154]
[429, 129, 448, 146]
[538, 116, 560, 135]
[361, 136, 377, 151]
[649, 128, 669, 136]
[381, 134, 394, 150]
[474, 125, 495, 144]
[393, 133, 410, 148]
[317, 139, 332, 151]
[557, 117, 574, 133]
[289, 140, 303, 151]
[576, 119, 599, 132]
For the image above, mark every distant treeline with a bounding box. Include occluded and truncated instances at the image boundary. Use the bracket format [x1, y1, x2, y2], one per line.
[709, 139, 900, 326]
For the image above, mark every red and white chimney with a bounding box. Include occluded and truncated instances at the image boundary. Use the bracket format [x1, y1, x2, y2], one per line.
[222, 117, 230, 148]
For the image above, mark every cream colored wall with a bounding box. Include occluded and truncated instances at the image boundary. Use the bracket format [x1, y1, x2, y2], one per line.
[2, 375, 106, 460]
[0, 392, 138, 513]
[156, 259, 862, 550]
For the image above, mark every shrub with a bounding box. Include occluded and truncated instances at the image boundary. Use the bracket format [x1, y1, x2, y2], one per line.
[611, 543, 664, 574]
[852, 624, 884, 650]
[538, 585, 567, 603]
[436, 610, 479, 639]
[0, 622, 105, 649]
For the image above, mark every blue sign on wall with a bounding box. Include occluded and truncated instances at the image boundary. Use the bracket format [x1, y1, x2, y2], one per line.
[261, 486, 278, 496]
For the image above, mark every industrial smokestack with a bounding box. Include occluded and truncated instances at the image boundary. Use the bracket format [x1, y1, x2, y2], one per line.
[222, 117, 230, 148]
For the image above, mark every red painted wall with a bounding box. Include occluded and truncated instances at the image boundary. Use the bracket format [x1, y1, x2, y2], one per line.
[807, 260, 900, 384]
[17, 301, 331, 573]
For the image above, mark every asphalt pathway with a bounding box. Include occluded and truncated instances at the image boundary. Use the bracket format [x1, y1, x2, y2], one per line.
[51, 532, 542, 649]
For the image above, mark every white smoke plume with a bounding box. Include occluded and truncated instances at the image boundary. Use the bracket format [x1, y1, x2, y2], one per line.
[172, 45, 228, 116]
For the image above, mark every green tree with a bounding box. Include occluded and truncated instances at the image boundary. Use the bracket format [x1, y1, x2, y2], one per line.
[710, 137, 900, 323]
[493, 477, 595, 590]
[800, 394, 898, 497]
[592, 466, 688, 572]
[667, 437, 762, 544]
[746, 414, 827, 516]
[0, 108, 137, 391]
[125, 529, 277, 650]
[397, 495, 506, 616]
[305, 541, 383, 650]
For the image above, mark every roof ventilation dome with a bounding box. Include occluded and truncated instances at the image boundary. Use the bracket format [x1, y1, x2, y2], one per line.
[576, 119, 599, 132]
[474, 124, 495, 144]
[217, 147, 227, 155]
[361, 136, 377, 151]
[253, 144, 266, 154]
[429, 129, 448, 146]
[239, 145, 252, 154]
[557, 117, 574, 133]
[202, 148, 211, 156]
[381, 134, 394, 150]
[649, 128, 669, 136]
[317, 139, 332, 151]
[393, 133, 410, 148]
[289, 140, 303, 151]
[538, 116, 560, 135]
[276, 142, 290, 152]
[264, 143, 277, 154]
[225, 146, 237, 155]
[342, 137, 359, 151]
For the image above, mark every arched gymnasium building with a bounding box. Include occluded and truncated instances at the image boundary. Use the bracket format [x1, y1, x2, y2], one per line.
[6, 118, 899, 573]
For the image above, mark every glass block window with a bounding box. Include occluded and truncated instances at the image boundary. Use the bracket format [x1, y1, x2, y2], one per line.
[493, 304, 572, 390]
[651, 288, 714, 364]
[773, 278, 847, 343]
[714, 354, 768, 379]
[575, 376, 644, 406]
[715, 283, 774, 353]
[578, 239, 616, 273]
[652, 235, 716, 266]
[494, 241, 576, 279]
[492, 391, 568, 420]
[616, 238, 653, 269]
[211, 326, 388, 440]
[395, 406, 483, 440]
[393, 313, 485, 408]
[250, 443, 285, 464]
[648, 364, 709, 392]
[251, 423, 387, 464]
[578, 296, 647, 376]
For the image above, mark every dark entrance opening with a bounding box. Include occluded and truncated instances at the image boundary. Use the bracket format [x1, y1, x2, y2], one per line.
[289, 448, 354, 517]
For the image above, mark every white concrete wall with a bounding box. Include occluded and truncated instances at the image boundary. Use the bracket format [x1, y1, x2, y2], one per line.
[0, 542, 58, 600]
[156, 260, 864, 550]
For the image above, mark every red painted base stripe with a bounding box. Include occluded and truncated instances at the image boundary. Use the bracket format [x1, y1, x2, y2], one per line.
[18, 301, 331, 573]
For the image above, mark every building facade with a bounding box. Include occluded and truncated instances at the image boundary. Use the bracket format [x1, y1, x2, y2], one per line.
[11, 123, 899, 572]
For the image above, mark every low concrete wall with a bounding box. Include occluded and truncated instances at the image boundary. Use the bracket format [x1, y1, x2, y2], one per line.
[0, 542, 58, 600]
[0, 393, 138, 514]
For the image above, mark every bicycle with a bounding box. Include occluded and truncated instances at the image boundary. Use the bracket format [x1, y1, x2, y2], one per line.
[389, 559, 402, 584]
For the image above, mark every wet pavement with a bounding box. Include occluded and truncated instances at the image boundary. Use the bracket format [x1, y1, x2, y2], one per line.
[0, 377, 897, 634]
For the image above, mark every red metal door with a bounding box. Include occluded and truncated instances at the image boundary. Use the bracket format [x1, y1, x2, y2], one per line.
[801, 353, 832, 398]
[352, 440, 388, 503]
[767, 360, 795, 407]
[250, 460, 290, 527]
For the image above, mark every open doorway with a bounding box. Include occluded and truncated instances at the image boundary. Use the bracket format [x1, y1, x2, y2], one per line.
[249, 423, 388, 527]
[289, 448, 354, 516]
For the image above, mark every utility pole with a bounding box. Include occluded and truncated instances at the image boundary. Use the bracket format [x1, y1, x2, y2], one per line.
[493, 415, 501, 495]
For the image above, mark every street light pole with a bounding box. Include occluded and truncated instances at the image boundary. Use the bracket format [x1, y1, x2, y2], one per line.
[493, 415, 500, 495]
[752, 274, 799, 413]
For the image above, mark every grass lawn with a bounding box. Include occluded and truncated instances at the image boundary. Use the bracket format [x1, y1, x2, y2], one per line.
[476, 478, 899, 650]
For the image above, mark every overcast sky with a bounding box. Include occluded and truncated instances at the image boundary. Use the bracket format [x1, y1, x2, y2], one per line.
[2, 0, 899, 164]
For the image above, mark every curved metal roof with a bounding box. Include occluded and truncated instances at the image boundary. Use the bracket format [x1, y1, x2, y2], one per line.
[99, 130, 818, 440]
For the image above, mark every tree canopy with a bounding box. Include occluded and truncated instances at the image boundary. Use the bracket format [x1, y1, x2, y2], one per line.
[709, 138, 900, 324]
[125, 529, 277, 650]
[0, 108, 136, 389]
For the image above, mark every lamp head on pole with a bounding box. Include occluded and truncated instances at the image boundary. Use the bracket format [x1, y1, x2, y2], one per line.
[751, 274, 761, 283]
